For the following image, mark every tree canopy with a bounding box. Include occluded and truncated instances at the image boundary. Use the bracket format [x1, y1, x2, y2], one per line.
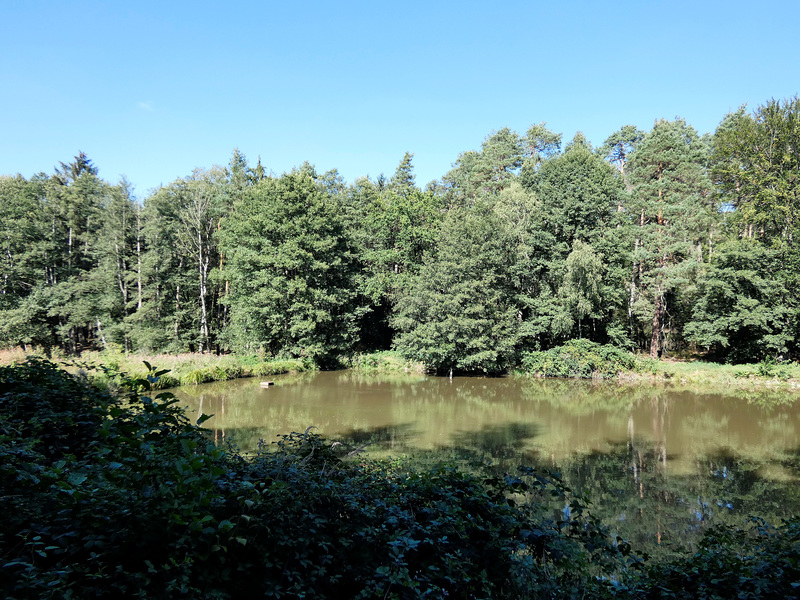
[2, 96, 799, 367]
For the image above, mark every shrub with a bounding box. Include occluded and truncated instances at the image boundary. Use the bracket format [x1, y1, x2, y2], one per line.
[0, 359, 633, 599]
[629, 518, 800, 599]
[5, 359, 798, 598]
[520, 340, 639, 379]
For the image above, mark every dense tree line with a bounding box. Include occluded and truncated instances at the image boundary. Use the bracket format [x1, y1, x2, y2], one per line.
[2, 97, 799, 370]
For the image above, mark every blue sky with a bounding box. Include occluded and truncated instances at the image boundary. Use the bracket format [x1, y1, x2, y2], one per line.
[2, 0, 799, 198]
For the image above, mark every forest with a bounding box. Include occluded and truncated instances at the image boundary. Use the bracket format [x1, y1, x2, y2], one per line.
[1, 96, 798, 373]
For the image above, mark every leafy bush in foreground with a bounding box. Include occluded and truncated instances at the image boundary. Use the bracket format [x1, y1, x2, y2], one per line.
[625, 518, 800, 600]
[4, 359, 799, 599]
[0, 359, 631, 599]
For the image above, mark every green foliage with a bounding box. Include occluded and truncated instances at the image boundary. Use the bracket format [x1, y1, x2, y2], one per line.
[82, 352, 311, 388]
[219, 171, 362, 366]
[753, 357, 793, 380]
[0, 359, 231, 598]
[1, 359, 642, 599]
[600, 125, 646, 175]
[345, 350, 425, 373]
[627, 518, 800, 599]
[440, 127, 526, 203]
[709, 97, 800, 359]
[558, 240, 606, 338]
[713, 97, 800, 247]
[393, 203, 519, 375]
[1, 99, 799, 366]
[4, 361, 800, 598]
[684, 240, 793, 362]
[520, 339, 640, 379]
[517, 136, 630, 346]
[627, 119, 713, 358]
[340, 170, 444, 351]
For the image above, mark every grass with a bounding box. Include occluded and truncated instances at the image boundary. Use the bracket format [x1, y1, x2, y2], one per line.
[1, 347, 798, 393]
[0, 348, 312, 389]
[628, 357, 800, 388]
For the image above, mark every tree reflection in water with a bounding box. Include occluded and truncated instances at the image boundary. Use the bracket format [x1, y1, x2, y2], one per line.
[174, 372, 800, 557]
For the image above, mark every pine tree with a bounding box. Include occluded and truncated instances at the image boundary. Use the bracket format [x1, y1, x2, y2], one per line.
[627, 119, 712, 358]
[389, 151, 416, 196]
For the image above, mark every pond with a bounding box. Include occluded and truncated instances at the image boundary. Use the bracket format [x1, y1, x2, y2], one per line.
[172, 371, 800, 556]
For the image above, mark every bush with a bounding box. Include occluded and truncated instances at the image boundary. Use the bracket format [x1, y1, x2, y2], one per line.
[0, 359, 633, 599]
[346, 351, 425, 374]
[5, 359, 799, 598]
[520, 340, 639, 379]
[627, 518, 800, 599]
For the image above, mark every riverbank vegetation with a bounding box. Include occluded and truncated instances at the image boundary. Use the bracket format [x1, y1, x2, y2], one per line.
[3, 359, 800, 599]
[3, 345, 799, 391]
[2, 96, 799, 375]
[0, 349, 311, 389]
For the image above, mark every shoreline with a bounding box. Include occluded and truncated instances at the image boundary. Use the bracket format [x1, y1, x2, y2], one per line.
[1, 348, 798, 393]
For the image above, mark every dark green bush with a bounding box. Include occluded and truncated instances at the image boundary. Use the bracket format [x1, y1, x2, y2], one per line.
[624, 518, 800, 599]
[5, 359, 796, 599]
[0, 359, 630, 599]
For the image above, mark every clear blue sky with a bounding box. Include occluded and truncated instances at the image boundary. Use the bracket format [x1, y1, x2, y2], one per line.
[2, 0, 798, 198]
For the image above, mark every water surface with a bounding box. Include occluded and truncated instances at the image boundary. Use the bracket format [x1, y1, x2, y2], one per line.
[173, 372, 800, 553]
[173, 371, 800, 474]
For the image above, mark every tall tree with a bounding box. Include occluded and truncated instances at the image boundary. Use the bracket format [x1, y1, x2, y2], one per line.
[440, 128, 525, 204]
[0, 174, 54, 350]
[90, 179, 139, 350]
[342, 172, 444, 350]
[140, 167, 229, 352]
[558, 240, 605, 339]
[43, 154, 110, 353]
[393, 202, 518, 375]
[389, 151, 416, 196]
[219, 171, 361, 365]
[712, 97, 800, 246]
[627, 119, 712, 358]
[600, 125, 646, 180]
[686, 97, 800, 359]
[519, 134, 629, 346]
[684, 240, 792, 361]
[519, 123, 563, 185]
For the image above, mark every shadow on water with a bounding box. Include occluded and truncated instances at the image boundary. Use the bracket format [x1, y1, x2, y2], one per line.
[176, 371, 800, 557]
[217, 423, 421, 455]
[314, 420, 800, 559]
[332, 422, 418, 451]
[447, 422, 542, 460]
[325, 421, 545, 464]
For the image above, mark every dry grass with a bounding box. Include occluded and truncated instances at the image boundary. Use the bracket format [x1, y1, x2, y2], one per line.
[0, 347, 31, 366]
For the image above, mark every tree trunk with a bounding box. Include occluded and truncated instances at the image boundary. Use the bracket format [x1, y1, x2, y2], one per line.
[198, 228, 209, 353]
[136, 206, 143, 311]
[650, 292, 664, 359]
[174, 258, 183, 339]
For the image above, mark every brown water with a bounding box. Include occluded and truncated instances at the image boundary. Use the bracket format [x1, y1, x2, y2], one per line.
[173, 371, 800, 552]
[176, 371, 800, 470]
[172, 371, 800, 472]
